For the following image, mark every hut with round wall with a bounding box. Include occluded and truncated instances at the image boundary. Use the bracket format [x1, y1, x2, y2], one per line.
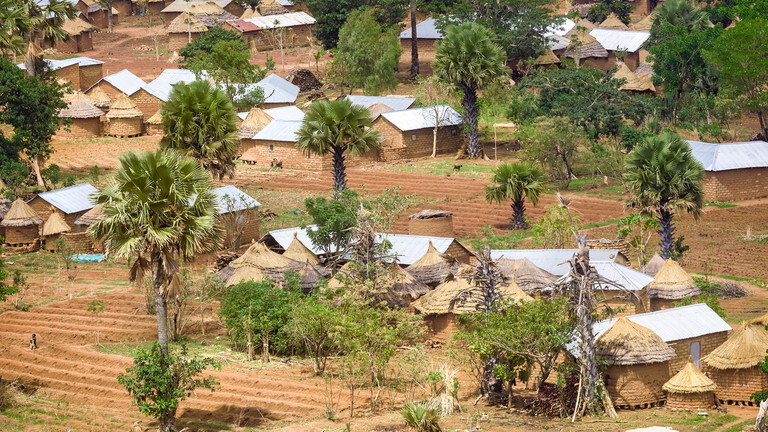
[564, 30, 609, 70]
[57, 92, 104, 138]
[106, 94, 143, 137]
[596, 317, 675, 409]
[0, 199, 43, 247]
[702, 324, 768, 405]
[42, 212, 72, 252]
[238, 107, 273, 152]
[408, 210, 455, 237]
[663, 359, 717, 411]
[146, 110, 163, 136]
[281, 232, 319, 265]
[167, 13, 208, 51]
[218, 241, 312, 286]
[647, 259, 701, 311]
[405, 240, 461, 287]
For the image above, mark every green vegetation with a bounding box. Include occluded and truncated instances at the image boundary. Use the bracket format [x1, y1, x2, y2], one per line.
[485, 161, 547, 229]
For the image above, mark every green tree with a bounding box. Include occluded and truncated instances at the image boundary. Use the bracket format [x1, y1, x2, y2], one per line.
[303, 189, 359, 265]
[0, 161, 30, 199]
[118, 343, 219, 432]
[587, 0, 634, 24]
[624, 133, 704, 259]
[298, 0, 407, 49]
[334, 8, 402, 95]
[485, 162, 546, 230]
[160, 80, 239, 180]
[616, 212, 660, 267]
[41, 163, 61, 190]
[0, 244, 22, 302]
[650, 0, 712, 44]
[532, 204, 581, 249]
[178, 27, 243, 60]
[706, 18, 768, 139]
[88, 150, 221, 354]
[288, 292, 339, 374]
[432, 23, 506, 159]
[296, 99, 380, 196]
[517, 116, 588, 190]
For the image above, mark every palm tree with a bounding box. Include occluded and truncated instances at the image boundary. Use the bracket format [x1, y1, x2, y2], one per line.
[88, 150, 221, 354]
[653, 0, 712, 31]
[624, 133, 704, 259]
[160, 80, 239, 180]
[432, 23, 506, 159]
[296, 99, 381, 198]
[485, 161, 547, 229]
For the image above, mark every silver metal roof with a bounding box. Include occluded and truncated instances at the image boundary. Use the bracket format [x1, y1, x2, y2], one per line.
[687, 140, 768, 171]
[141, 69, 202, 101]
[550, 260, 653, 292]
[212, 185, 260, 214]
[345, 95, 416, 112]
[32, 183, 98, 214]
[379, 105, 463, 132]
[238, 11, 316, 29]
[589, 28, 650, 53]
[18, 56, 104, 71]
[490, 249, 622, 275]
[545, 17, 576, 37]
[547, 34, 569, 51]
[275, 0, 293, 5]
[399, 17, 443, 39]
[257, 74, 300, 104]
[251, 119, 302, 141]
[161, 0, 232, 13]
[237, 105, 305, 121]
[94, 69, 145, 96]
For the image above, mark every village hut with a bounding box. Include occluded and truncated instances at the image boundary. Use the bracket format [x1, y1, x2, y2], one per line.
[187, 1, 238, 27]
[257, 0, 287, 16]
[240, 7, 259, 18]
[367, 103, 395, 121]
[238, 107, 273, 141]
[106, 94, 143, 137]
[702, 324, 768, 404]
[282, 232, 320, 265]
[219, 241, 305, 286]
[613, 61, 655, 93]
[59, 17, 95, 52]
[406, 241, 461, 287]
[385, 261, 431, 304]
[1, 199, 43, 246]
[600, 13, 629, 30]
[146, 110, 163, 135]
[663, 359, 717, 410]
[630, 14, 654, 32]
[74, 204, 104, 231]
[564, 18, 596, 37]
[564, 30, 609, 67]
[642, 253, 665, 276]
[495, 257, 558, 293]
[57, 92, 104, 138]
[167, 13, 208, 51]
[86, 86, 112, 109]
[408, 210, 455, 237]
[596, 317, 675, 408]
[534, 49, 561, 66]
[296, 262, 323, 294]
[647, 259, 700, 311]
[42, 212, 72, 251]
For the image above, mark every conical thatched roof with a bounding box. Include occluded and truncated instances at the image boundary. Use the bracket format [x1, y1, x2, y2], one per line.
[297, 262, 323, 292]
[647, 259, 701, 300]
[411, 270, 531, 315]
[634, 72, 656, 92]
[0, 199, 43, 227]
[496, 257, 557, 293]
[535, 49, 561, 65]
[327, 262, 409, 308]
[75, 204, 105, 226]
[167, 13, 208, 34]
[565, 31, 608, 59]
[107, 94, 143, 119]
[703, 324, 768, 370]
[368, 103, 394, 119]
[229, 241, 301, 270]
[42, 212, 71, 236]
[614, 61, 655, 92]
[62, 17, 94, 35]
[663, 360, 716, 394]
[225, 265, 266, 286]
[600, 13, 629, 30]
[630, 14, 654, 31]
[282, 232, 320, 265]
[257, 0, 287, 15]
[187, 0, 223, 14]
[59, 92, 104, 119]
[565, 18, 596, 37]
[86, 86, 112, 109]
[146, 110, 163, 125]
[406, 241, 461, 286]
[595, 317, 675, 365]
[238, 107, 273, 139]
[386, 261, 431, 302]
[642, 253, 665, 276]
[240, 7, 259, 18]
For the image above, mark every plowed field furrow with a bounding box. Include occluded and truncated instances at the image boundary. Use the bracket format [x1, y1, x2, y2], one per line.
[0, 319, 152, 341]
[2, 311, 156, 329]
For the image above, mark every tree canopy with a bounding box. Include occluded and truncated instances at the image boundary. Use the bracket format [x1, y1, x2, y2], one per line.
[298, 0, 407, 49]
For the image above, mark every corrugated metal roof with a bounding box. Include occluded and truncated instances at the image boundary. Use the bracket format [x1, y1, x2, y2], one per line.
[490, 249, 622, 275]
[548, 34, 569, 51]
[141, 69, 203, 101]
[161, 0, 231, 13]
[550, 260, 653, 292]
[212, 185, 260, 214]
[545, 17, 576, 37]
[379, 105, 463, 132]
[589, 28, 650, 53]
[229, 11, 315, 31]
[258, 74, 300, 103]
[687, 140, 768, 171]
[237, 105, 305, 121]
[96, 69, 145, 96]
[275, 0, 293, 5]
[18, 56, 104, 71]
[32, 183, 98, 214]
[399, 17, 443, 39]
[251, 119, 302, 141]
[345, 95, 416, 112]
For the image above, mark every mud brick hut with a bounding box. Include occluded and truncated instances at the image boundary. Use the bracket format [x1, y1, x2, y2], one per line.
[702, 324, 768, 405]
[56, 92, 104, 138]
[647, 259, 700, 311]
[224, 12, 315, 52]
[614, 61, 656, 93]
[281, 232, 319, 265]
[81, 0, 120, 28]
[132, 69, 200, 118]
[687, 140, 768, 202]
[112, 0, 132, 16]
[85, 69, 146, 106]
[19, 57, 104, 91]
[408, 210, 455, 237]
[28, 183, 98, 227]
[167, 13, 209, 51]
[212, 185, 261, 247]
[106, 94, 144, 137]
[0, 199, 43, 247]
[146, 111, 163, 135]
[240, 119, 307, 168]
[595, 317, 675, 409]
[591, 304, 731, 374]
[398, 18, 443, 72]
[563, 30, 609, 69]
[238, 107, 273, 143]
[405, 240, 462, 287]
[588, 28, 650, 71]
[374, 105, 464, 161]
[217, 242, 314, 286]
[143, 0, 167, 16]
[495, 257, 557, 294]
[162, 0, 243, 23]
[56, 15, 95, 53]
[42, 212, 72, 252]
[663, 360, 717, 411]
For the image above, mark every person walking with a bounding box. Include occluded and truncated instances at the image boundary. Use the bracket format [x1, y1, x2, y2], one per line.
[29, 334, 37, 350]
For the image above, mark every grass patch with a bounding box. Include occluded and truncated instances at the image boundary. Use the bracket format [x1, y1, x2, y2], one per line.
[460, 224, 534, 250]
[721, 419, 752, 432]
[581, 219, 621, 230]
[383, 160, 498, 178]
[706, 201, 738, 209]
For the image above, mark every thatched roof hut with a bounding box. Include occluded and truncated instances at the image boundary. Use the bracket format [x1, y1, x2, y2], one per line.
[411, 270, 531, 315]
[495, 257, 557, 293]
[565, 18, 596, 37]
[219, 241, 307, 286]
[75, 204, 105, 227]
[59, 92, 104, 119]
[240, 6, 260, 18]
[282, 232, 320, 265]
[238, 107, 273, 139]
[62, 16, 95, 36]
[613, 61, 655, 92]
[297, 262, 323, 293]
[1, 199, 43, 245]
[188, 1, 238, 27]
[647, 259, 700, 310]
[535, 49, 560, 65]
[702, 324, 768, 403]
[257, 0, 287, 15]
[663, 360, 717, 410]
[406, 241, 461, 286]
[146, 110, 163, 135]
[42, 212, 71, 237]
[106, 94, 143, 137]
[630, 14, 654, 32]
[642, 253, 665, 276]
[87, 86, 113, 109]
[600, 13, 629, 30]
[386, 261, 431, 303]
[564, 31, 609, 60]
[167, 12, 208, 33]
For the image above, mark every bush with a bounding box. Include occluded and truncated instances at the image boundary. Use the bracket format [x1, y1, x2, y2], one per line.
[400, 402, 443, 432]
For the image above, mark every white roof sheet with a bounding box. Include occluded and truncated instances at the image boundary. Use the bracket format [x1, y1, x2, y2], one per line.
[490, 249, 622, 275]
[345, 95, 416, 112]
[545, 17, 576, 37]
[238, 11, 315, 29]
[32, 183, 98, 214]
[687, 140, 768, 171]
[212, 185, 260, 214]
[547, 34, 569, 51]
[257, 74, 300, 104]
[141, 69, 202, 101]
[251, 119, 302, 141]
[161, 0, 232, 13]
[399, 17, 443, 39]
[551, 260, 653, 292]
[589, 28, 650, 53]
[275, 0, 293, 5]
[94, 69, 145, 96]
[18, 56, 103, 71]
[379, 105, 463, 132]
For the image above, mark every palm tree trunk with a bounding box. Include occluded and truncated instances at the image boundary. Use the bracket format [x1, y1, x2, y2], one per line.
[24, 33, 36, 77]
[330, 144, 347, 199]
[510, 198, 528, 229]
[461, 83, 482, 159]
[657, 205, 675, 259]
[151, 250, 170, 356]
[409, 0, 419, 80]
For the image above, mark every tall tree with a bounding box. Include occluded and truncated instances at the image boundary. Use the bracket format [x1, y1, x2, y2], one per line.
[296, 99, 381, 197]
[298, 0, 407, 49]
[88, 150, 221, 354]
[706, 18, 768, 139]
[647, 25, 721, 97]
[624, 133, 704, 259]
[650, 0, 712, 43]
[485, 161, 547, 230]
[432, 22, 506, 159]
[587, 0, 634, 24]
[160, 80, 239, 180]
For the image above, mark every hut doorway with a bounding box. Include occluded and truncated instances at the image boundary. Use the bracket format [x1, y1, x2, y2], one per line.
[690, 342, 700, 367]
